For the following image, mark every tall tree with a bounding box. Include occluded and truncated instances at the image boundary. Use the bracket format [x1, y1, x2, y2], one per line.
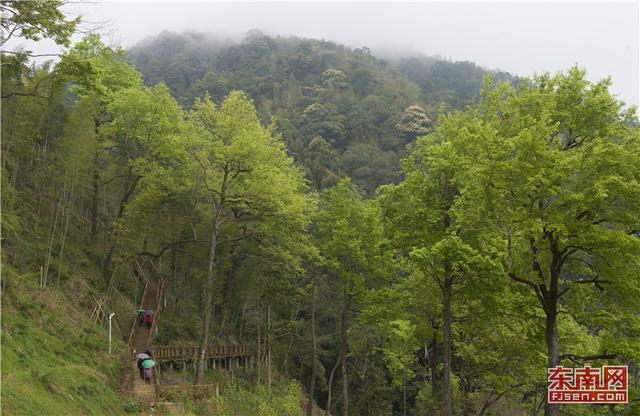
[100, 83, 185, 283]
[313, 179, 387, 416]
[441, 68, 640, 416]
[378, 134, 464, 415]
[58, 35, 143, 241]
[188, 91, 311, 384]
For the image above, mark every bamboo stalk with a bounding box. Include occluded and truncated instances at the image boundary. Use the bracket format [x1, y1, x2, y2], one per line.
[56, 167, 78, 291]
[44, 176, 67, 288]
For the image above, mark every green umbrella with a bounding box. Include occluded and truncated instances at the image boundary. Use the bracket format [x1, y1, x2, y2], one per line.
[141, 359, 155, 369]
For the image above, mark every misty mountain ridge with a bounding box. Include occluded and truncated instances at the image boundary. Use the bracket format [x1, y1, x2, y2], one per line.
[128, 30, 516, 193]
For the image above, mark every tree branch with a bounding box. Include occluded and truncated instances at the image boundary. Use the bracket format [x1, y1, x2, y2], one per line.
[1, 70, 54, 99]
[137, 239, 208, 258]
[559, 352, 618, 366]
[506, 235, 546, 305]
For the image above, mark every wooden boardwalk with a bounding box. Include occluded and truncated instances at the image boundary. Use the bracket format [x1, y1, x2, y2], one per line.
[155, 344, 253, 361]
[127, 257, 163, 404]
[124, 256, 255, 407]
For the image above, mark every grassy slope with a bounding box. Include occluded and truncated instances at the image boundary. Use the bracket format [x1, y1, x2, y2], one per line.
[1, 263, 137, 415]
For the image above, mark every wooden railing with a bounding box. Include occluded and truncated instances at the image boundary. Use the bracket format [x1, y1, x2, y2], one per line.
[146, 277, 164, 347]
[149, 275, 164, 402]
[154, 344, 253, 361]
[128, 257, 149, 357]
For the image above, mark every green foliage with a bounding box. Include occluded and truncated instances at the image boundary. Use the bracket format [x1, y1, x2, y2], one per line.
[214, 380, 302, 416]
[1, 0, 80, 48]
[188, 90, 313, 236]
[314, 179, 387, 288]
[60, 34, 143, 100]
[375, 66, 640, 414]
[450, 68, 640, 363]
[3, 18, 638, 416]
[129, 32, 511, 193]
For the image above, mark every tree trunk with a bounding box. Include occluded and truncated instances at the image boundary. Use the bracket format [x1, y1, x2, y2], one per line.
[196, 203, 221, 384]
[544, 235, 561, 416]
[340, 294, 350, 416]
[543, 293, 559, 416]
[220, 243, 238, 333]
[341, 351, 349, 416]
[442, 270, 453, 416]
[101, 172, 139, 285]
[267, 303, 272, 391]
[257, 305, 262, 384]
[429, 335, 439, 412]
[325, 354, 341, 416]
[403, 371, 407, 416]
[90, 118, 101, 241]
[91, 166, 99, 241]
[461, 374, 470, 416]
[363, 351, 370, 416]
[171, 243, 178, 294]
[307, 281, 317, 416]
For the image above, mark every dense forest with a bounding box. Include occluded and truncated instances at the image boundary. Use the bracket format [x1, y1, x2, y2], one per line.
[128, 30, 515, 194]
[2, 2, 640, 416]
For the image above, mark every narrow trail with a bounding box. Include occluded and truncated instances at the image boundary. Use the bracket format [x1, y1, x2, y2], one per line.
[124, 257, 253, 410]
[128, 259, 162, 405]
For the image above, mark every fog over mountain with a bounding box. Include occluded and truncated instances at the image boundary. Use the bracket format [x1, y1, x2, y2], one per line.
[8, 1, 639, 108]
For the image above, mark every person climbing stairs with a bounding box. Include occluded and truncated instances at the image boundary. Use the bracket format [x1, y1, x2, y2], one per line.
[127, 258, 163, 405]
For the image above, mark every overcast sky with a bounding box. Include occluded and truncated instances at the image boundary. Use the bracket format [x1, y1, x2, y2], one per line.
[11, 1, 640, 108]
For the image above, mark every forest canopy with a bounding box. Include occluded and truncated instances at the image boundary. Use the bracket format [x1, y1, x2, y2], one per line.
[128, 31, 515, 194]
[2, 14, 639, 416]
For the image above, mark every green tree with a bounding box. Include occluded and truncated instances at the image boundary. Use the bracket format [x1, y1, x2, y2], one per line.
[441, 68, 640, 416]
[313, 179, 388, 416]
[1, 0, 80, 49]
[188, 91, 312, 384]
[298, 103, 345, 148]
[101, 83, 185, 283]
[58, 35, 143, 240]
[303, 136, 343, 190]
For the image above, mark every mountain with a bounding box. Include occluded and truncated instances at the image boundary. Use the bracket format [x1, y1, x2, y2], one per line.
[128, 30, 515, 193]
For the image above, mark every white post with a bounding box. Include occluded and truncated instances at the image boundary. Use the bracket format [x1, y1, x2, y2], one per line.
[108, 312, 115, 354]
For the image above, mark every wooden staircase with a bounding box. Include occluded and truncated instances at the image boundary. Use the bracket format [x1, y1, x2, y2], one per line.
[126, 257, 164, 404]
[124, 256, 255, 408]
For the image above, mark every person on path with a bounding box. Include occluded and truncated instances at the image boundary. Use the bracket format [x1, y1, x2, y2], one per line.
[144, 311, 154, 330]
[143, 367, 152, 384]
[137, 358, 145, 379]
[137, 309, 145, 327]
[136, 351, 150, 379]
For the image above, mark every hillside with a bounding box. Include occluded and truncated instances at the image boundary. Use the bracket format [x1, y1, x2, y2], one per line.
[3, 4, 639, 416]
[128, 31, 515, 193]
[1, 178, 141, 414]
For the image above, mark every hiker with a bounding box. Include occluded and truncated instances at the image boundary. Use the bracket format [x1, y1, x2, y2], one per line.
[144, 310, 154, 330]
[136, 351, 150, 379]
[143, 367, 152, 384]
[137, 358, 145, 379]
[137, 309, 145, 327]
[141, 357, 155, 384]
